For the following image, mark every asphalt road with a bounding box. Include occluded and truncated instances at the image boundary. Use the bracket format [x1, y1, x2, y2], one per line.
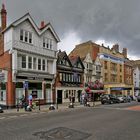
[0, 101, 140, 140]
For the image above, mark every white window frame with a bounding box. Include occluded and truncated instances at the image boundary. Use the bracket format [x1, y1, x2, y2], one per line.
[20, 29, 33, 44]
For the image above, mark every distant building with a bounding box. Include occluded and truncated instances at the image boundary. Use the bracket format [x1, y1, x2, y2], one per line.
[133, 60, 140, 96]
[55, 51, 84, 104]
[69, 41, 134, 96]
[0, 4, 60, 107]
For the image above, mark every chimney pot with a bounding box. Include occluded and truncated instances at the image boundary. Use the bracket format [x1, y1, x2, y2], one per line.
[40, 21, 45, 29]
[1, 3, 7, 30]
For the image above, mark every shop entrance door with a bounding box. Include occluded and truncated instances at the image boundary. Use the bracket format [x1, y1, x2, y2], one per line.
[57, 90, 62, 104]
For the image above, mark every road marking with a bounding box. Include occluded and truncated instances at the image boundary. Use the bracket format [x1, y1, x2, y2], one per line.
[0, 117, 6, 120]
[20, 114, 28, 117]
[8, 115, 18, 118]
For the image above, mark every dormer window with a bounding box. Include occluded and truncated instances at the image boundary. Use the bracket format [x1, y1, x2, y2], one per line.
[29, 32, 32, 43]
[20, 30, 23, 41]
[20, 29, 33, 44]
[43, 37, 53, 49]
[25, 31, 28, 42]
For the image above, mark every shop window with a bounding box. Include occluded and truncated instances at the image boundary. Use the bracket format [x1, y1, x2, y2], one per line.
[21, 55, 26, 68]
[28, 83, 42, 98]
[16, 82, 23, 88]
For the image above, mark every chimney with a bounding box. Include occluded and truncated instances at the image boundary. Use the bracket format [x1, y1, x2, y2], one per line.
[40, 21, 45, 29]
[112, 44, 119, 52]
[122, 48, 127, 58]
[1, 3, 7, 30]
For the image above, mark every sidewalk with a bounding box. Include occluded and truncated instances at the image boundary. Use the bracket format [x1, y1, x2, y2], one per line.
[2, 101, 101, 114]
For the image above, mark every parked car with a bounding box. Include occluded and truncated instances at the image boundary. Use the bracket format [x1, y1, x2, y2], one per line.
[101, 94, 120, 104]
[117, 95, 131, 103]
[137, 95, 140, 102]
[125, 95, 131, 102]
[0, 106, 4, 113]
[117, 95, 124, 103]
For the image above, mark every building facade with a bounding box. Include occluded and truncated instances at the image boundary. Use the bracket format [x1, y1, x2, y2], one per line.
[99, 44, 134, 96]
[69, 41, 134, 96]
[0, 5, 60, 107]
[55, 51, 84, 104]
[133, 61, 140, 96]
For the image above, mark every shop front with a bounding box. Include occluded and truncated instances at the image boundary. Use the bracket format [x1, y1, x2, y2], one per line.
[56, 87, 83, 104]
[85, 80, 105, 101]
[110, 87, 134, 96]
[14, 73, 54, 106]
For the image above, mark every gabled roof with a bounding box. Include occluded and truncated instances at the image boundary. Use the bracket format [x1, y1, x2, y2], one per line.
[57, 50, 72, 66]
[69, 56, 85, 69]
[2, 13, 60, 42]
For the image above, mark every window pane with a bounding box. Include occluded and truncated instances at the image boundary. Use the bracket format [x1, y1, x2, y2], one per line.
[50, 39, 52, 49]
[20, 30, 23, 41]
[29, 32, 32, 43]
[22, 55, 26, 68]
[46, 39, 49, 48]
[25, 31, 28, 42]
[43, 38, 45, 48]
[38, 59, 41, 70]
[28, 57, 32, 69]
[42, 59, 45, 71]
[33, 58, 36, 70]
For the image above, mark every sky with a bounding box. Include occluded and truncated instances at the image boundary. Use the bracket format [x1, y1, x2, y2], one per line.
[1, 0, 140, 60]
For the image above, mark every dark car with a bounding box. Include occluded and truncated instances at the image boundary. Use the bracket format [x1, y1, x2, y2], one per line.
[101, 94, 120, 104]
[0, 106, 4, 113]
[137, 95, 140, 102]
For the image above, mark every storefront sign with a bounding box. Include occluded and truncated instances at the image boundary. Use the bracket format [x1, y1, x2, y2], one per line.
[111, 87, 132, 90]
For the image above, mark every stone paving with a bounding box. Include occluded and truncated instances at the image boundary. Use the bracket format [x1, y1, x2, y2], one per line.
[1, 101, 101, 114]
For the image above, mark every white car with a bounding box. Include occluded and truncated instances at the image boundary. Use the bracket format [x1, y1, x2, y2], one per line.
[117, 96, 124, 103]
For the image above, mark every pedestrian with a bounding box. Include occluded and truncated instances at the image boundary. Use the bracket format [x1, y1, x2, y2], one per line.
[69, 95, 72, 103]
[28, 93, 33, 107]
[82, 93, 85, 105]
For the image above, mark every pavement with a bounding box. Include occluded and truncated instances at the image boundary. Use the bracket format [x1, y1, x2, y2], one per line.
[1, 101, 101, 114]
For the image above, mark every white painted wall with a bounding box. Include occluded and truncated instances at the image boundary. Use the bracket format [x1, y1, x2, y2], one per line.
[133, 67, 140, 96]
[13, 20, 57, 52]
[4, 27, 13, 52]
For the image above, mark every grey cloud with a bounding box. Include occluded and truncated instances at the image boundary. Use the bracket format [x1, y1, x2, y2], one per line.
[4, 0, 140, 58]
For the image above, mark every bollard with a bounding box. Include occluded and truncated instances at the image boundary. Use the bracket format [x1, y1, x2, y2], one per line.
[38, 98, 40, 110]
[17, 104, 19, 112]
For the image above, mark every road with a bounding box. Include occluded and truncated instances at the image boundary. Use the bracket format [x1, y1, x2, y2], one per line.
[0, 101, 140, 140]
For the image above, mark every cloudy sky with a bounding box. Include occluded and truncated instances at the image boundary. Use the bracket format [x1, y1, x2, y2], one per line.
[2, 0, 140, 60]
